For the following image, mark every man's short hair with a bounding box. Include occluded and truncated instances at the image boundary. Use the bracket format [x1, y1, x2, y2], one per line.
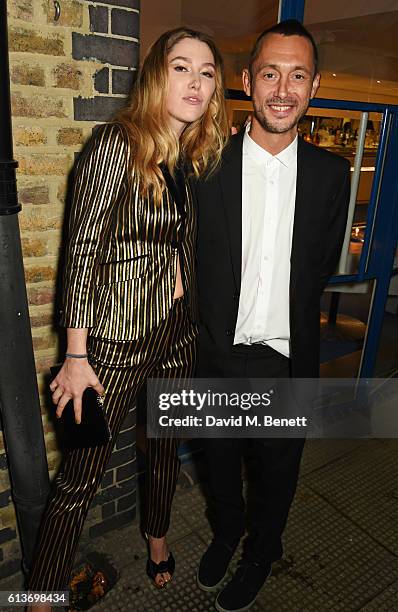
[249, 19, 319, 78]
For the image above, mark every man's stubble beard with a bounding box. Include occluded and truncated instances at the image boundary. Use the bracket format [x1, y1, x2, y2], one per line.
[253, 100, 309, 135]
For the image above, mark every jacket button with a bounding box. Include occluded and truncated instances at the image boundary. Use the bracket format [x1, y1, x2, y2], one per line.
[226, 329, 234, 336]
[233, 292, 239, 300]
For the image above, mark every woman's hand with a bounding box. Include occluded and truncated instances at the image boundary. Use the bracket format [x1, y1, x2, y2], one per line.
[50, 358, 105, 424]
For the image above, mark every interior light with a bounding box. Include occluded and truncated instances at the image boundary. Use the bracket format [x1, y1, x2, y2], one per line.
[332, 73, 337, 77]
[376, 80, 381, 84]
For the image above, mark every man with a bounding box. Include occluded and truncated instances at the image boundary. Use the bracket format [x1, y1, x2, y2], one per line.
[195, 20, 350, 612]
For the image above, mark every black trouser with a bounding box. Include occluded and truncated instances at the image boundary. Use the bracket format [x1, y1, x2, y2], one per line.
[202, 343, 305, 564]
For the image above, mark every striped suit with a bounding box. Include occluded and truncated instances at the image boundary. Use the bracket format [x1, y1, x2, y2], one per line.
[29, 123, 198, 590]
[61, 122, 197, 338]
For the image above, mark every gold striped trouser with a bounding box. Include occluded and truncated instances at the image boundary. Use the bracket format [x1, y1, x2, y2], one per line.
[29, 297, 196, 590]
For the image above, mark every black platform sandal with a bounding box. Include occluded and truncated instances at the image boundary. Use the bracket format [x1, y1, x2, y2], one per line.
[146, 552, 175, 589]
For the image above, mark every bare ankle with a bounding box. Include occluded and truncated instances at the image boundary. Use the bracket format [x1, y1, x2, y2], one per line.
[148, 535, 167, 547]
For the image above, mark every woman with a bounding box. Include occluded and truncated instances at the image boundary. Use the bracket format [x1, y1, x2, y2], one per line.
[28, 27, 228, 608]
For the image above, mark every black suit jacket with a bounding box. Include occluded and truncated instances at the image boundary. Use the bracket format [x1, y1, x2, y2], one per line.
[196, 131, 351, 378]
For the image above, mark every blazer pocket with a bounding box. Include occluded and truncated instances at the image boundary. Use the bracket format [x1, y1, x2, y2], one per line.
[97, 255, 150, 285]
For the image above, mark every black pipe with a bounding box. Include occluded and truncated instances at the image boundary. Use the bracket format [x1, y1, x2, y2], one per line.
[0, 1, 50, 576]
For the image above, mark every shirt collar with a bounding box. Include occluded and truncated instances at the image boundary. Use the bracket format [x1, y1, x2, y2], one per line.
[243, 123, 297, 168]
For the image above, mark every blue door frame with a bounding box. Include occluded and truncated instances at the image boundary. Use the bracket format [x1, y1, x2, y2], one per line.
[279, 0, 305, 22]
[310, 101, 398, 377]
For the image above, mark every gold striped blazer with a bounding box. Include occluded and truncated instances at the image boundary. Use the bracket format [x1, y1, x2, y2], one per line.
[60, 123, 198, 341]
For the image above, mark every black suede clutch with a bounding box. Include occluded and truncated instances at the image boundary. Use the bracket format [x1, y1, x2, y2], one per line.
[50, 365, 112, 449]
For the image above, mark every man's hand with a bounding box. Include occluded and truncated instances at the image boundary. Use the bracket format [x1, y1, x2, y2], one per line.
[50, 359, 104, 424]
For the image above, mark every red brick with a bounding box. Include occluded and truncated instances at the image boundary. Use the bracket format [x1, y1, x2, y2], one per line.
[53, 63, 83, 90]
[11, 64, 45, 86]
[25, 265, 55, 283]
[28, 286, 54, 306]
[9, 27, 64, 55]
[17, 154, 71, 176]
[7, 0, 34, 22]
[14, 126, 47, 146]
[30, 311, 53, 327]
[21, 236, 47, 257]
[12, 93, 67, 119]
[32, 334, 56, 351]
[19, 207, 62, 231]
[18, 184, 49, 205]
[56, 127, 84, 146]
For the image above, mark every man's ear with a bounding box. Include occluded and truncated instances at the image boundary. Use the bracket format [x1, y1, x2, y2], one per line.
[242, 68, 251, 97]
[310, 72, 321, 99]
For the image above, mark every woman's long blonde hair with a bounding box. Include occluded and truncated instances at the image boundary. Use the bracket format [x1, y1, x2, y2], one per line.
[116, 27, 229, 202]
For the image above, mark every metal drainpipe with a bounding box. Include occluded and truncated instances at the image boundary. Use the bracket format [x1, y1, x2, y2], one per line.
[0, 2, 50, 577]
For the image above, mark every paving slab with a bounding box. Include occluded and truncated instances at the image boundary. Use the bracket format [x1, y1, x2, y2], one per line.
[271, 483, 398, 611]
[360, 577, 398, 611]
[300, 439, 373, 475]
[303, 438, 398, 554]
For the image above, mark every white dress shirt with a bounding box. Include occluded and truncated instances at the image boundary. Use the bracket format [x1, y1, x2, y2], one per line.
[233, 126, 298, 357]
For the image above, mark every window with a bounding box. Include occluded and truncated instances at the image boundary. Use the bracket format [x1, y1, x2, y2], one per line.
[304, 0, 398, 104]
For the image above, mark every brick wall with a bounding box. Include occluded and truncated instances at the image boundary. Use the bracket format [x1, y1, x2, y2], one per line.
[73, 0, 139, 120]
[1, 0, 140, 579]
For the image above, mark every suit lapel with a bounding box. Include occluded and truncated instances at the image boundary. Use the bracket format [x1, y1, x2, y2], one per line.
[290, 138, 314, 291]
[219, 132, 244, 290]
